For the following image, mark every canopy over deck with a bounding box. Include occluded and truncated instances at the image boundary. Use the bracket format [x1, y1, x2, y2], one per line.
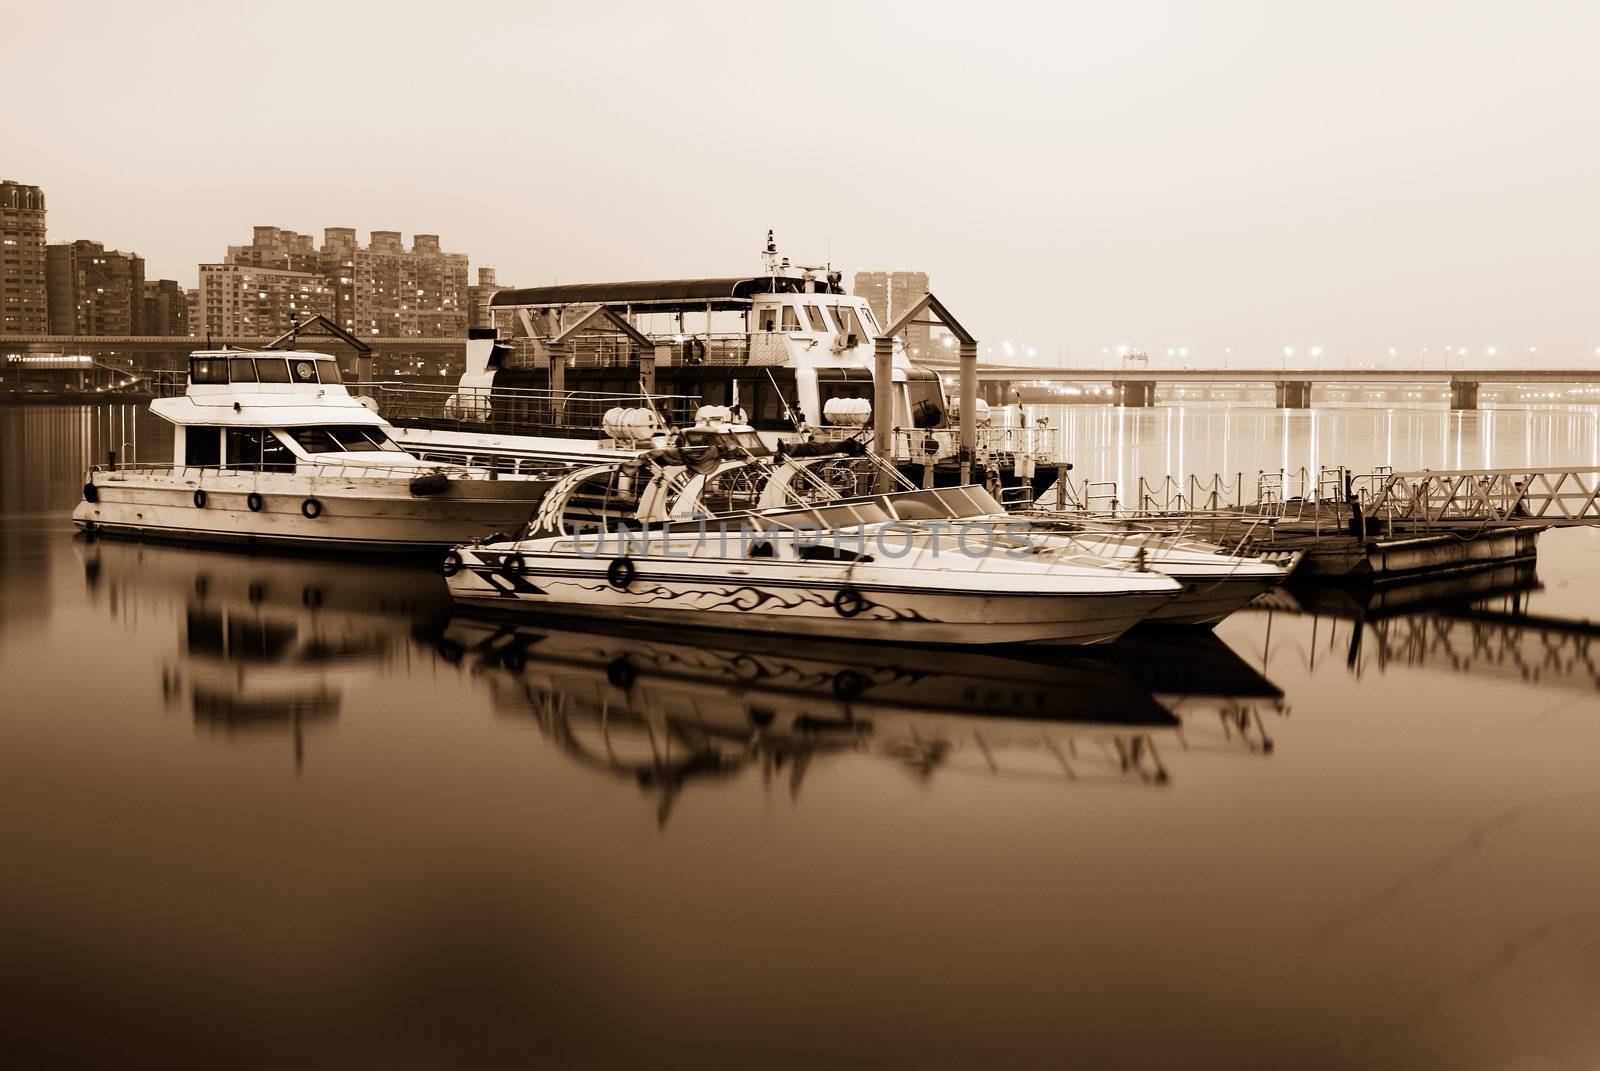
[489, 275, 845, 313]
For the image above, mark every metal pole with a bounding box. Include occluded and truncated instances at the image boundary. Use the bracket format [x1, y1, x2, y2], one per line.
[548, 342, 568, 428]
[873, 335, 895, 491]
[959, 340, 977, 485]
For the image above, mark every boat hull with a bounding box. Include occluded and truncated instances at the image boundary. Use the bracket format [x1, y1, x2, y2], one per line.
[445, 550, 1172, 646]
[74, 471, 554, 553]
[1141, 572, 1284, 627]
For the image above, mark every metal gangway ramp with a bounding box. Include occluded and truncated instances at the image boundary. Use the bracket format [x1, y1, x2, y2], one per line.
[1363, 466, 1600, 528]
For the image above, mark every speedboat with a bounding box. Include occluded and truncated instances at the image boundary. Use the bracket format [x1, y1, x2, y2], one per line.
[616, 449, 1291, 629]
[73, 348, 569, 553]
[443, 464, 1181, 646]
[743, 457, 1292, 628]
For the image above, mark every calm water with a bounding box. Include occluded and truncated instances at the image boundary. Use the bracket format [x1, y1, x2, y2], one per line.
[4, 403, 1600, 1070]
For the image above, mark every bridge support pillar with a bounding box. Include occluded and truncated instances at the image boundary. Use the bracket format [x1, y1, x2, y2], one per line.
[1275, 380, 1312, 408]
[1112, 380, 1155, 407]
[981, 381, 1007, 406]
[1449, 379, 1479, 410]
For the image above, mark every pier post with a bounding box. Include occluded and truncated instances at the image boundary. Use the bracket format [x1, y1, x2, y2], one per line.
[1274, 380, 1311, 408]
[1449, 379, 1479, 410]
[639, 346, 658, 395]
[547, 340, 568, 427]
[1112, 380, 1155, 407]
[873, 335, 895, 490]
[959, 340, 978, 485]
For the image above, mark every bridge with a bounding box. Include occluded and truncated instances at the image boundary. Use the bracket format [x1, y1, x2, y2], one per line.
[917, 358, 1600, 410]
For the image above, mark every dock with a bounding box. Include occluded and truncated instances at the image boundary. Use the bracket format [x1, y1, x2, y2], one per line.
[1025, 463, 1600, 583]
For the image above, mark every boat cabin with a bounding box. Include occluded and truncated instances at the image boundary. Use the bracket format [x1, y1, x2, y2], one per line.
[481, 266, 950, 437]
[154, 350, 418, 472]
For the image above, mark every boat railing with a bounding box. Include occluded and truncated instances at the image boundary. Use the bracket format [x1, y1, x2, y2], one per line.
[503, 333, 757, 369]
[813, 425, 1060, 464]
[353, 380, 700, 438]
[650, 334, 758, 367]
[91, 459, 508, 482]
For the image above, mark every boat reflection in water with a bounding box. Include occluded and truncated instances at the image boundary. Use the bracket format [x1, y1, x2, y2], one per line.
[441, 616, 1286, 825]
[78, 537, 453, 768]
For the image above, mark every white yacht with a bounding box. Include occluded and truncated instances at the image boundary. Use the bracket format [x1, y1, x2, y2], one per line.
[74, 349, 568, 553]
[443, 465, 1182, 646]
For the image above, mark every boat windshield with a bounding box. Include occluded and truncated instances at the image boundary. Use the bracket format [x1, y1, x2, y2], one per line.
[676, 429, 771, 456]
[894, 486, 1003, 519]
[288, 425, 400, 453]
[189, 355, 342, 385]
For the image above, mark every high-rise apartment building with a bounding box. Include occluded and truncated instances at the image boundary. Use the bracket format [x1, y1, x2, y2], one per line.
[321, 227, 359, 330]
[467, 267, 503, 330]
[853, 270, 931, 357]
[192, 263, 337, 338]
[142, 279, 190, 337]
[46, 240, 146, 335]
[226, 226, 323, 274]
[1, 180, 49, 334]
[350, 231, 468, 337]
[201, 226, 477, 338]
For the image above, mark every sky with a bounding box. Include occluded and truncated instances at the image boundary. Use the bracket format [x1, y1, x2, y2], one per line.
[7, 0, 1600, 366]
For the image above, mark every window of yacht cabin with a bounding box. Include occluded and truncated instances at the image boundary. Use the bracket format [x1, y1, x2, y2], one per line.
[185, 427, 222, 467]
[315, 359, 342, 384]
[857, 304, 881, 334]
[804, 305, 827, 331]
[190, 358, 228, 384]
[291, 426, 399, 453]
[228, 357, 258, 383]
[226, 428, 265, 470]
[290, 359, 319, 384]
[262, 432, 295, 470]
[780, 305, 801, 331]
[832, 306, 862, 339]
[255, 359, 292, 383]
[758, 307, 779, 332]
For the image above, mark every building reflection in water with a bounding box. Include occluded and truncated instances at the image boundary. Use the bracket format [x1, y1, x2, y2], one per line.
[79, 537, 453, 770]
[440, 617, 1287, 826]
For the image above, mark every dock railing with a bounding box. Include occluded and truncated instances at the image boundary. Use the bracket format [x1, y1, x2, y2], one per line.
[354, 381, 700, 439]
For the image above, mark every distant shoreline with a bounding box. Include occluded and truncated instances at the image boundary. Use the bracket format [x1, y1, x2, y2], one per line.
[0, 394, 156, 406]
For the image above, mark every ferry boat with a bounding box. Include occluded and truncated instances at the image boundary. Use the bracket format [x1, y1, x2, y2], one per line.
[443, 465, 1182, 646]
[371, 236, 1061, 495]
[73, 349, 568, 553]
